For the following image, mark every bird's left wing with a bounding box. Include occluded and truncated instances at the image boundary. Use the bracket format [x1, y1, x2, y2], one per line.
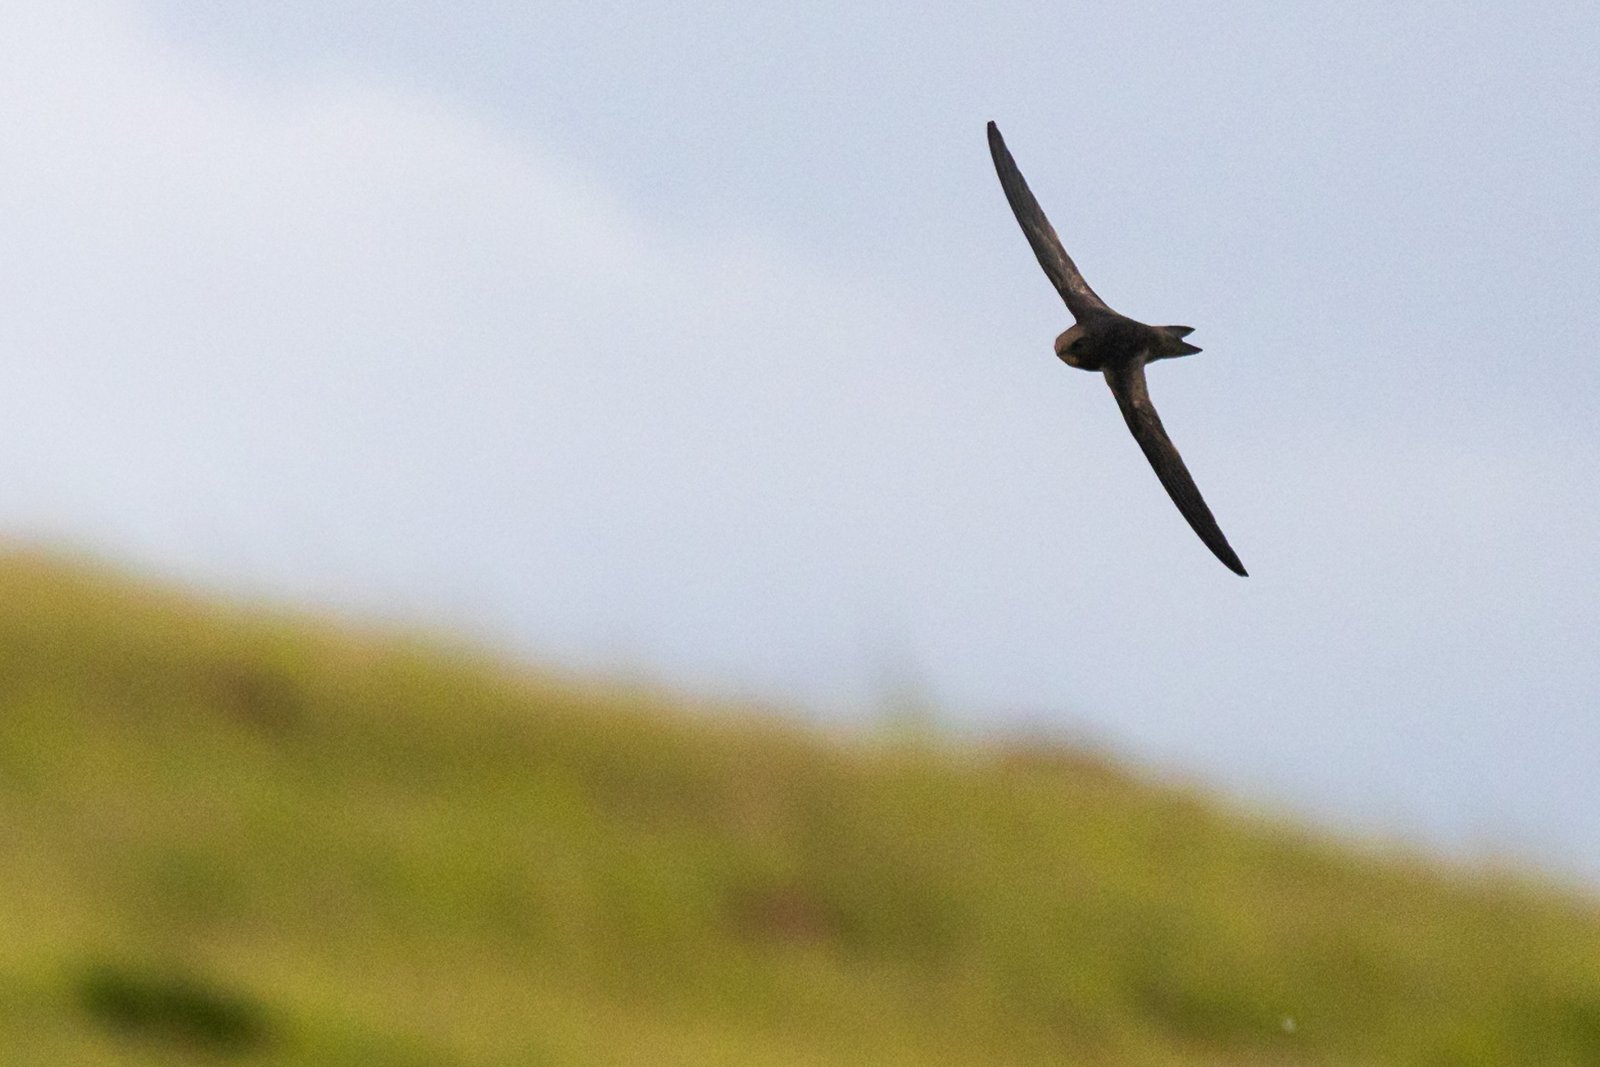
[1102, 362, 1247, 576]
[987, 121, 1111, 322]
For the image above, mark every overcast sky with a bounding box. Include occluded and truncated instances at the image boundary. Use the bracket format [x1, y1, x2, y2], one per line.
[2, 0, 1597, 878]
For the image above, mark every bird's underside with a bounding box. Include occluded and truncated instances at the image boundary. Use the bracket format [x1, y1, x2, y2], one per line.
[987, 121, 1247, 577]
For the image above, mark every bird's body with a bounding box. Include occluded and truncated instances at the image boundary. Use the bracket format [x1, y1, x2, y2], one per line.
[1052, 314, 1195, 372]
[986, 121, 1248, 577]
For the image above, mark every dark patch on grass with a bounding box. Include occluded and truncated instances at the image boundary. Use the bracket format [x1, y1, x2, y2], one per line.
[1510, 988, 1600, 1059]
[77, 960, 273, 1054]
[728, 884, 842, 945]
[1558, 993, 1600, 1055]
[1132, 963, 1279, 1048]
[210, 661, 306, 735]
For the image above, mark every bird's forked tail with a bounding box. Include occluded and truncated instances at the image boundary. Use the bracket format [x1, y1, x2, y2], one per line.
[1154, 325, 1202, 359]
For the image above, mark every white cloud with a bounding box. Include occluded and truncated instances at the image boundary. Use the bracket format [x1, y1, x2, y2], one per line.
[0, 0, 1026, 687]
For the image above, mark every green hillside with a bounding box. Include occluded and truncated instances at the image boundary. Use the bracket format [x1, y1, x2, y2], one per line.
[0, 551, 1596, 1066]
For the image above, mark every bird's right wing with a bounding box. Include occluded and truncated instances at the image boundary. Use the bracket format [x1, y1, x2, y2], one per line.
[987, 121, 1111, 322]
[1103, 362, 1248, 576]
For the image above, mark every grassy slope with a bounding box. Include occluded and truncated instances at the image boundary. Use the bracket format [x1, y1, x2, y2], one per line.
[0, 552, 1596, 1066]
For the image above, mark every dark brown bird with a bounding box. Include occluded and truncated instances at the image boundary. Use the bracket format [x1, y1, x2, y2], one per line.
[987, 121, 1247, 576]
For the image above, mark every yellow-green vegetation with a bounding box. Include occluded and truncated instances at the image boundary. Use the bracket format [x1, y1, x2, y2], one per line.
[0, 550, 1596, 1066]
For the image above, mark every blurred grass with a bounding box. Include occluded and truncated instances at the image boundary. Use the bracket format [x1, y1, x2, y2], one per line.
[0, 549, 1597, 1065]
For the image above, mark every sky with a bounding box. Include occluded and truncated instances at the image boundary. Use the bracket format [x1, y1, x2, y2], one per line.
[1, 0, 1597, 876]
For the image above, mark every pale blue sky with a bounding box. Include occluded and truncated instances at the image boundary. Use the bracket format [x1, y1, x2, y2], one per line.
[2, 0, 1597, 877]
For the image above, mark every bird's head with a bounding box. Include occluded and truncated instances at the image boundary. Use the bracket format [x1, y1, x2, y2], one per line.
[1054, 324, 1090, 368]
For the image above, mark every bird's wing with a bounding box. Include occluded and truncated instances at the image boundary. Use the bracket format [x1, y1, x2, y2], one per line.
[987, 121, 1111, 322]
[1102, 362, 1248, 576]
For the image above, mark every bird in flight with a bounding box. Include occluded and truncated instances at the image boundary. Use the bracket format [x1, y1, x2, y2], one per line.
[986, 121, 1247, 577]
